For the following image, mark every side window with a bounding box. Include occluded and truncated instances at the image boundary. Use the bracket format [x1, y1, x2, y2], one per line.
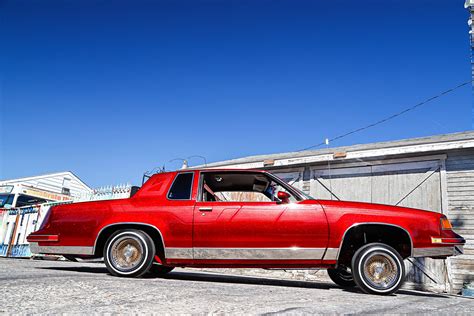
[200, 172, 299, 203]
[168, 173, 193, 200]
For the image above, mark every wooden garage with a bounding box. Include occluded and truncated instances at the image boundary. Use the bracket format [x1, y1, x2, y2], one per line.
[204, 131, 474, 294]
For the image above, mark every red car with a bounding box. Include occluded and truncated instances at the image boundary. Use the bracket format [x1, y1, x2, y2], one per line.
[27, 169, 465, 295]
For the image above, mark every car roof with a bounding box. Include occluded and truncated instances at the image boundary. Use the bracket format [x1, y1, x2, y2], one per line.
[179, 168, 267, 173]
[146, 169, 269, 185]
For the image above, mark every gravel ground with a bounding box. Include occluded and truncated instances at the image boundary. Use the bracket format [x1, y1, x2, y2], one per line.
[1, 258, 473, 314]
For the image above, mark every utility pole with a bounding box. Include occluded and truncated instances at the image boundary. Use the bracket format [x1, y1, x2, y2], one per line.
[466, 0, 474, 128]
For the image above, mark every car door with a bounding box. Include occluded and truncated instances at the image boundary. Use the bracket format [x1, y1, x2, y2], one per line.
[192, 171, 329, 264]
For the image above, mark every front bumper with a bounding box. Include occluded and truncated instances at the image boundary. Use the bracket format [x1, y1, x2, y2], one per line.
[413, 245, 464, 258]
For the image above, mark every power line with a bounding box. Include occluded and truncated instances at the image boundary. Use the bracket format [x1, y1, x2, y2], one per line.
[298, 80, 472, 151]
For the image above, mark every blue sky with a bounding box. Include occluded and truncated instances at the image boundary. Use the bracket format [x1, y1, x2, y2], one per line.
[0, 0, 472, 188]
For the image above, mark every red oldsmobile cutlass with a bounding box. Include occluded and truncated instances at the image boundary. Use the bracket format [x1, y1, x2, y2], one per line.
[27, 169, 465, 295]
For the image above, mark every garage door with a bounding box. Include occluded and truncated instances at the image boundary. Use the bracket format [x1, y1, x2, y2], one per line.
[310, 160, 442, 210]
[310, 159, 447, 290]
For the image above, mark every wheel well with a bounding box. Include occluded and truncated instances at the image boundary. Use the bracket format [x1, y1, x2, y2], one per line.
[337, 224, 412, 267]
[94, 224, 165, 260]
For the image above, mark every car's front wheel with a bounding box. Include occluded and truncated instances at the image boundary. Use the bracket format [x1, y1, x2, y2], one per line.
[327, 266, 356, 287]
[103, 229, 155, 277]
[351, 243, 405, 295]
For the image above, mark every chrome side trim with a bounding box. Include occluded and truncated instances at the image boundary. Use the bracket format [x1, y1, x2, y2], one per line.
[29, 242, 94, 255]
[93, 222, 166, 255]
[336, 222, 414, 260]
[165, 247, 193, 259]
[165, 247, 327, 260]
[193, 247, 326, 260]
[323, 248, 339, 260]
[413, 246, 463, 258]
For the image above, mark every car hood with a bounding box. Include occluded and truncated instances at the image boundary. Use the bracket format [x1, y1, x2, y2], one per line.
[303, 199, 441, 217]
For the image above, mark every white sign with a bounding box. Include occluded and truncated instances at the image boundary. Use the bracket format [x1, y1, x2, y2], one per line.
[0, 186, 13, 194]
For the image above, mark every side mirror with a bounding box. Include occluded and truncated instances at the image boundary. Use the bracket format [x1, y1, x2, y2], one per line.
[277, 191, 291, 203]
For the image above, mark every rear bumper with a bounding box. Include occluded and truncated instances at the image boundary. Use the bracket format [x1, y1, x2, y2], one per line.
[29, 242, 94, 256]
[413, 245, 464, 258]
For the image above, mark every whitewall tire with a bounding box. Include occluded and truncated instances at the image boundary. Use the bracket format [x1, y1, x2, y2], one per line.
[103, 229, 155, 278]
[351, 243, 405, 295]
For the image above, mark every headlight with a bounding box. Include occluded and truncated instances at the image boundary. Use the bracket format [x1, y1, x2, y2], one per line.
[441, 217, 453, 230]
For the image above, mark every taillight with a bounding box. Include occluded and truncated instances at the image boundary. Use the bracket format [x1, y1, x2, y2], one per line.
[440, 217, 453, 230]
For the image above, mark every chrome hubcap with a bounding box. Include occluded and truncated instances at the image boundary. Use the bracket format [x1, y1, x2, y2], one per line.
[110, 237, 144, 271]
[363, 252, 399, 289]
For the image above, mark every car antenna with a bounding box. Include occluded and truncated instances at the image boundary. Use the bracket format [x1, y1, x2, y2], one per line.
[168, 158, 189, 170]
[142, 164, 167, 185]
[325, 138, 335, 200]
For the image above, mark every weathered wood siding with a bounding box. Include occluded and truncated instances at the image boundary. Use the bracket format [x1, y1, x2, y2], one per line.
[446, 149, 474, 293]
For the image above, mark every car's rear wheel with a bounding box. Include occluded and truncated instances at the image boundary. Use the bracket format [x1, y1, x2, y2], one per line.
[103, 229, 155, 277]
[351, 243, 405, 295]
[327, 266, 356, 287]
[148, 264, 174, 276]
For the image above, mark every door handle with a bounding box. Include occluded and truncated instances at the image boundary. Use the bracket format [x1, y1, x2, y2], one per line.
[199, 207, 213, 212]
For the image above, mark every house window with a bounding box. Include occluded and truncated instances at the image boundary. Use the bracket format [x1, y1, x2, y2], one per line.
[62, 177, 71, 196]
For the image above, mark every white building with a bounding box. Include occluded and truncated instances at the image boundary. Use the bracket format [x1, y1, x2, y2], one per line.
[0, 171, 92, 208]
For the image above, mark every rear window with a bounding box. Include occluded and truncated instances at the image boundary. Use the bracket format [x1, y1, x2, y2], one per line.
[168, 173, 193, 200]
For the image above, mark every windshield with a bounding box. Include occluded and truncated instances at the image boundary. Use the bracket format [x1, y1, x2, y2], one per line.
[266, 173, 315, 200]
[293, 188, 315, 200]
[15, 195, 48, 208]
[0, 194, 14, 208]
